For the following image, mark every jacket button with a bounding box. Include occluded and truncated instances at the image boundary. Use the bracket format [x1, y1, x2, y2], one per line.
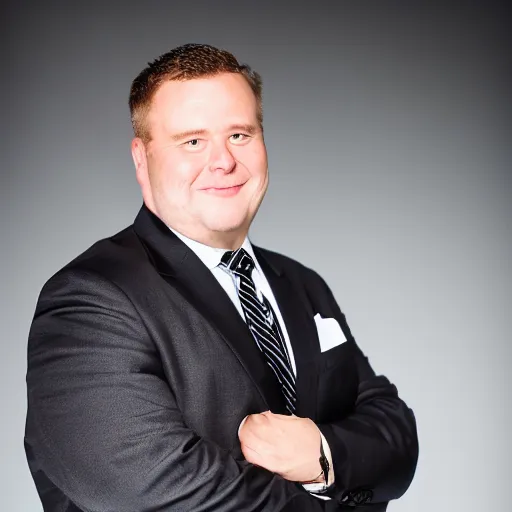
[339, 489, 373, 506]
[354, 489, 373, 504]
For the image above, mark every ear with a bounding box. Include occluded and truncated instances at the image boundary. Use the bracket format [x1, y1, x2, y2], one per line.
[131, 137, 148, 185]
[131, 138, 154, 210]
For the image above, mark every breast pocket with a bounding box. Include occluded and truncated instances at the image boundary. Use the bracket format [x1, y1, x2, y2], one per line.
[316, 340, 359, 423]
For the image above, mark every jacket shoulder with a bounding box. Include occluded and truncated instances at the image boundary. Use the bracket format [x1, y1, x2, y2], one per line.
[41, 224, 150, 293]
[255, 246, 328, 288]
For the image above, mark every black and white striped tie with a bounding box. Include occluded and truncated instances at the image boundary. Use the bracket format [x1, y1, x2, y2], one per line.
[220, 248, 296, 414]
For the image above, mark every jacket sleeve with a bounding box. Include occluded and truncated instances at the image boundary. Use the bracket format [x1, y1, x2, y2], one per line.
[25, 268, 325, 512]
[313, 275, 419, 507]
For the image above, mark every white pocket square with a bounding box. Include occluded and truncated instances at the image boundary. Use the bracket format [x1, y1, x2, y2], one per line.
[314, 314, 348, 353]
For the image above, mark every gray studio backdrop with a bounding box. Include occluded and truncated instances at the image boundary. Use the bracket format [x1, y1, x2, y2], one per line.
[2, 2, 511, 511]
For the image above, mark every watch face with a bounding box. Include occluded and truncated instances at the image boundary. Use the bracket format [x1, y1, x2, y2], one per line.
[319, 454, 329, 485]
[319, 436, 330, 486]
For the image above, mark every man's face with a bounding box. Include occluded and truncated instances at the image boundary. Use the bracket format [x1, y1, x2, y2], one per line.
[131, 73, 268, 249]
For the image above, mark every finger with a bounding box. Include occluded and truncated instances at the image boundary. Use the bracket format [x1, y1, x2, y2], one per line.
[237, 415, 249, 436]
[242, 415, 273, 442]
[239, 422, 272, 449]
[263, 412, 297, 423]
[242, 443, 277, 472]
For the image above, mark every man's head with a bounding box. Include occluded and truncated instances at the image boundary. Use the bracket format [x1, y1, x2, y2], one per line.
[129, 44, 263, 144]
[129, 44, 268, 249]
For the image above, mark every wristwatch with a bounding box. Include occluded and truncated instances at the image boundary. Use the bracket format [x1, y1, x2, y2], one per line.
[319, 437, 330, 487]
[302, 434, 331, 494]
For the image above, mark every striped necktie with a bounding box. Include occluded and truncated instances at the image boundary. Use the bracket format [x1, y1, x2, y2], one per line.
[220, 248, 296, 414]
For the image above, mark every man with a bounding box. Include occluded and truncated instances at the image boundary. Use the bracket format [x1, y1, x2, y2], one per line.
[25, 44, 418, 511]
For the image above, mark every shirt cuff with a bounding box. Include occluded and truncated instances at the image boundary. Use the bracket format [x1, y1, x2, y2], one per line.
[302, 431, 335, 498]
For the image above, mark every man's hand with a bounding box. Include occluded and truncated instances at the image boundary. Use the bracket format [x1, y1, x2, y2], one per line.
[238, 411, 323, 483]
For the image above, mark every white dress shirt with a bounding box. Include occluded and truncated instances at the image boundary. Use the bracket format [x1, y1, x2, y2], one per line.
[169, 228, 334, 496]
[170, 229, 297, 375]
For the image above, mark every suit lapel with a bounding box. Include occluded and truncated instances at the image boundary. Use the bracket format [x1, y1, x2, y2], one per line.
[133, 205, 287, 413]
[254, 247, 320, 420]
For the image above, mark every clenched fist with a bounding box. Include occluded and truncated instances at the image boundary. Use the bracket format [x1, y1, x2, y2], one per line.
[238, 411, 323, 483]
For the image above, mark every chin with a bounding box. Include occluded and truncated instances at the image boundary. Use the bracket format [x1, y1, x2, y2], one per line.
[209, 221, 246, 235]
[204, 215, 248, 236]
[202, 208, 249, 229]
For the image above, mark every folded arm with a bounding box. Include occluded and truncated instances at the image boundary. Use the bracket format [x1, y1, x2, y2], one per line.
[238, 270, 418, 507]
[316, 278, 419, 506]
[25, 268, 325, 512]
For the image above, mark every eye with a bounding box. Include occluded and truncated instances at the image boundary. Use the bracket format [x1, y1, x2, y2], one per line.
[182, 138, 205, 150]
[230, 133, 250, 143]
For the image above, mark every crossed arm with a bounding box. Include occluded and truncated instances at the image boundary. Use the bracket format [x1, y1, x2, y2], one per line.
[25, 269, 325, 512]
[26, 268, 417, 511]
[239, 368, 419, 505]
[239, 272, 419, 506]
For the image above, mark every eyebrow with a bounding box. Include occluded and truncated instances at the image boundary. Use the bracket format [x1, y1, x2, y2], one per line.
[170, 124, 259, 142]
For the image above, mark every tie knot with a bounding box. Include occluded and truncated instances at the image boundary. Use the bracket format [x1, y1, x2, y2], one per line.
[221, 248, 255, 278]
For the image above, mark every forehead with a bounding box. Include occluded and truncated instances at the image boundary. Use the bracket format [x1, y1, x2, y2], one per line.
[148, 73, 258, 133]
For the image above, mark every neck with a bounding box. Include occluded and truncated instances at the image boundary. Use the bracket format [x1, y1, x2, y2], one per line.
[145, 203, 249, 250]
[171, 225, 247, 251]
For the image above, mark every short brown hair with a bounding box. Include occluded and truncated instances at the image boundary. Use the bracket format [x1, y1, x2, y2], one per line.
[129, 43, 263, 143]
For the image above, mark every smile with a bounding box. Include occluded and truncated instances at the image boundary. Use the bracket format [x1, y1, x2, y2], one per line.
[201, 184, 244, 197]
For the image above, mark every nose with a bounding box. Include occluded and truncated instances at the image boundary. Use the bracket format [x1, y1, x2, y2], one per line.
[208, 140, 236, 174]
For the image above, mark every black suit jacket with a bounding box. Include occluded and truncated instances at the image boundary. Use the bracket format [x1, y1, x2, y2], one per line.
[25, 205, 418, 511]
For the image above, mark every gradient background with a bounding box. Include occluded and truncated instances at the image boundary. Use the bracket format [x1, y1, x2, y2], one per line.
[2, 2, 511, 510]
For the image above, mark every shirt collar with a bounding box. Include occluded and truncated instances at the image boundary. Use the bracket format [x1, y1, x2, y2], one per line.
[169, 227, 261, 273]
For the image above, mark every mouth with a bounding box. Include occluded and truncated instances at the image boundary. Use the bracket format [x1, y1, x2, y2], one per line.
[201, 183, 245, 197]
